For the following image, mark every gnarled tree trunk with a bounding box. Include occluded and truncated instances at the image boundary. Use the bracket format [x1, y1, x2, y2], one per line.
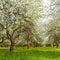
[10, 39, 14, 52]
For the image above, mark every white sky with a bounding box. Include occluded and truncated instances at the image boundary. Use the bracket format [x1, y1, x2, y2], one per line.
[41, 0, 51, 24]
[38, 0, 52, 41]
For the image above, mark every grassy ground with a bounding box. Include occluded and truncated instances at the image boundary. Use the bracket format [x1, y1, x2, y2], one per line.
[0, 47, 60, 60]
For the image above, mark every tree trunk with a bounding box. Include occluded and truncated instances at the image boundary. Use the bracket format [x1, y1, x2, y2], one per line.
[27, 32, 30, 49]
[1, 38, 5, 47]
[27, 39, 30, 48]
[34, 42, 36, 48]
[34, 42, 37, 48]
[56, 43, 58, 48]
[10, 40, 14, 52]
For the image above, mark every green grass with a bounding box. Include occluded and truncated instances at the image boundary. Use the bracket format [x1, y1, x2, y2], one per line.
[0, 47, 60, 60]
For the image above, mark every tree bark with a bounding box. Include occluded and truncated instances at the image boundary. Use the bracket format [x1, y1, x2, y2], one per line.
[1, 38, 5, 47]
[27, 32, 30, 49]
[56, 43, 58, 48]
[34, 42, 36, 48]
[27, 39, 30, 48]
[10, 39, 14, 52]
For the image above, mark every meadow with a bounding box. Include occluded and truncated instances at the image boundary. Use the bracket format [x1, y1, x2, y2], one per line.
[0, 47, 60, 60]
